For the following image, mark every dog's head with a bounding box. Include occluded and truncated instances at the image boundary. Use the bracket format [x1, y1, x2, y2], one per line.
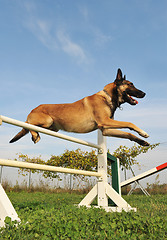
[114, 68, 146, 106]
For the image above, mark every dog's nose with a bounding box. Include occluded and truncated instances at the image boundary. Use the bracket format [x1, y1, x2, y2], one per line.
[138, 91, 146, 98]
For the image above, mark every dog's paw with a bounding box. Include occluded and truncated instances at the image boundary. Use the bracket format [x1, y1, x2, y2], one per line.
[32, 135, 40, 144]
[139, 130, 149, 138]
[136, 139, 150, 146]
[142, 141, 150, 146]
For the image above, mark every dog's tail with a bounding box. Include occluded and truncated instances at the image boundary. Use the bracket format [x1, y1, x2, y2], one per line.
[9, 128, 29, 143]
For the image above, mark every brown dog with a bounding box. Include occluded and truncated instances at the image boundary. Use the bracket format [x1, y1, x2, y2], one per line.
[10, 69, 149, 146]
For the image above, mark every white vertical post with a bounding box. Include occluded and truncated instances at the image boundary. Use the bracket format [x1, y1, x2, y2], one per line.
[0, 166, 3, 184]
[97, 130, 108, 207]
[28, 169, 31, 189]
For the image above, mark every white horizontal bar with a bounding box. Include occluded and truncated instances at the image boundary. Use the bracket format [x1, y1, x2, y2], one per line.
[0, 115, 101, 150]
[0, 159, 102, 177]
[120, 167, 157, 187]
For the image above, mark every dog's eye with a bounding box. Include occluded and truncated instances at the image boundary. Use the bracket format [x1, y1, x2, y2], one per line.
[129, 83, 134, 86]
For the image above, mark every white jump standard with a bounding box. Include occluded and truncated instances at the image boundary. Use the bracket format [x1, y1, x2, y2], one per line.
[0, 115, 136, 227]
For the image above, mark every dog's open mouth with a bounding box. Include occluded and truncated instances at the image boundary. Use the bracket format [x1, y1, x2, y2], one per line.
[127, 94, 138, 105]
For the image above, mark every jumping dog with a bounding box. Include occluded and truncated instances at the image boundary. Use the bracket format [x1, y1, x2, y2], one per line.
[10, 69, 149, 146]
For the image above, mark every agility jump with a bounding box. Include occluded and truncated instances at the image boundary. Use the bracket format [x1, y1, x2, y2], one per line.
[0, 115, 136, 227]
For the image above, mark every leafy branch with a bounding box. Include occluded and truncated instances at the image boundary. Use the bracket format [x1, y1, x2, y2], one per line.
[16, 143, 160, 180]
[112, 143, 160, 170]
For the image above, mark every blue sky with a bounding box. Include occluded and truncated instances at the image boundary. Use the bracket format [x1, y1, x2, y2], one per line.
[0, 0, 167, 185]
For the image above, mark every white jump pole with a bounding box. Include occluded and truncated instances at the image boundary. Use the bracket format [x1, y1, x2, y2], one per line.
[0, 159, 102, 177]
[0, 115, 102, 151]
[121, 162, 167, 187]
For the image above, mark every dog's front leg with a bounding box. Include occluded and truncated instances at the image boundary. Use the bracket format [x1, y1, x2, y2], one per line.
[101, 129, 149, 146]
[98, 119, 149, 139]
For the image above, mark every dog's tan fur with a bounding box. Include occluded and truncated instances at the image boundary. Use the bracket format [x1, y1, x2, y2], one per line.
[10, 69, 149, 146]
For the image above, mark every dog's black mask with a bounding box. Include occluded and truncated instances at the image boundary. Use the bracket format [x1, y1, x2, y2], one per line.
[115, 69, 146, 106]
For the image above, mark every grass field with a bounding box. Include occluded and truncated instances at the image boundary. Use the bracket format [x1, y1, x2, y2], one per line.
[0, 192, 167, 239]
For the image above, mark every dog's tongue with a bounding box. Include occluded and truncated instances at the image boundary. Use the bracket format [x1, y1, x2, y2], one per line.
[130, 95, 138, 104]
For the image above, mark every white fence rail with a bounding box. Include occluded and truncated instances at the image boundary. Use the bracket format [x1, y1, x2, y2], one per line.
[0, 159, 101, 177]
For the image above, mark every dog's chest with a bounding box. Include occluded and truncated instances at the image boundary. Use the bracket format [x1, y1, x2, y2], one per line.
[105, 103, 115, 119]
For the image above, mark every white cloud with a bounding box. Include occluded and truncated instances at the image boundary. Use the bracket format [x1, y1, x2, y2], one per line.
[23, 1, 57, 50]
[93, 29, 112, 46]
[57, 30, 89, 64]
[79, 5, 112, 47]
[23, 2, 111, 64]
[25, 16, 58, 50]
[23, 2, 89, 64]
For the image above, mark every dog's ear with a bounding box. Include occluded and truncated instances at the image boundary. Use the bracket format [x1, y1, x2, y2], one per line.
[115, 68, 123, 85]
[116, 68, 122, 80]
[124, 75, 126, 80]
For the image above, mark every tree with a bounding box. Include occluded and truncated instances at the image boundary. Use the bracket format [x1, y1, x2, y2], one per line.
[16, 153, 45, 176]
[43, 149, 98, 180]
[17, 149, 100, 181]
[17, 143, 160, 183]
[112, 143, 160, 170]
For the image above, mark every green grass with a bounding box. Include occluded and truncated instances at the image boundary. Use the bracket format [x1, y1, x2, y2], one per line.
[0, 192, 167, 239]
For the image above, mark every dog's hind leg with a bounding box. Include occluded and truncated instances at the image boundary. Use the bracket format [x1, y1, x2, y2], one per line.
[102, 129, 149, 146]
[27, 113, 54, 144]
